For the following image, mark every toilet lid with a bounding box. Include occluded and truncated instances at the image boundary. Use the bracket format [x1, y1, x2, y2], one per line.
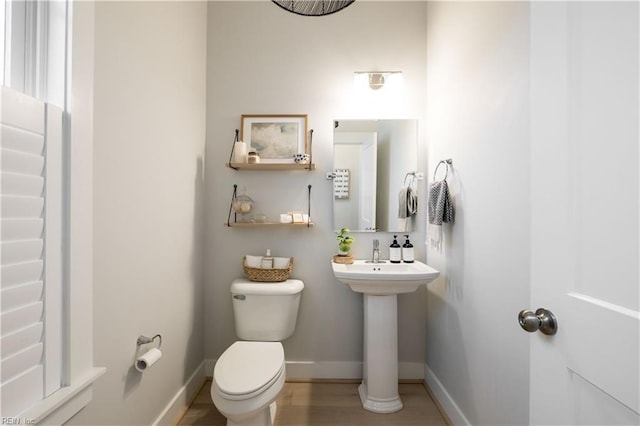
[214, 341, 284, 397]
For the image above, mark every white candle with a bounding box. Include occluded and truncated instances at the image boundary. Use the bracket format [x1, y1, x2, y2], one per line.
[233, 141, 247, 163]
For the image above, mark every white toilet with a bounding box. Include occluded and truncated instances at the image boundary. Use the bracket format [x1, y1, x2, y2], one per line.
[211, 278, 304, 426]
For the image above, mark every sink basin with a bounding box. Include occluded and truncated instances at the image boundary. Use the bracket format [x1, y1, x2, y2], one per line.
[332, 260, 440, 295]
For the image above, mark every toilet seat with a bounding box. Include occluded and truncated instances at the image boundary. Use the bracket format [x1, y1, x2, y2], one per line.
[214, 341, 284, 401]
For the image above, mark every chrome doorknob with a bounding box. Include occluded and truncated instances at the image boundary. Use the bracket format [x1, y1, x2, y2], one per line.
[518, 308, 558, 335]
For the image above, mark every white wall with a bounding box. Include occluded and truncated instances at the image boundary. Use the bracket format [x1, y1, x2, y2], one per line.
[205, 1, 428, 377]
[424, 2, 531, 425]
[68, 2, 207, 425]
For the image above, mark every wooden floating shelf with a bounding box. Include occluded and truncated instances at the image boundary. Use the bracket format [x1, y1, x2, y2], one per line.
[226, 163, 316, 171]
[225, 222, 315, 228]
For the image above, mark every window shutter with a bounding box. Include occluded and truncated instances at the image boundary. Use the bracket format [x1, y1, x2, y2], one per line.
[1, 86, 62, 417]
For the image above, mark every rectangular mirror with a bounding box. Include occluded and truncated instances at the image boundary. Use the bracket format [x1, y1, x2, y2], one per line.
[333, 119, 418, 232]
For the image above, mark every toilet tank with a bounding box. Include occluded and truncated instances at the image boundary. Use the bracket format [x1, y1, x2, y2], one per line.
[230, 278, 304, 341]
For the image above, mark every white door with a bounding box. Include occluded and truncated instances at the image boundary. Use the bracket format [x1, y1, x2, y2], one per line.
[529, 3, 639, 425]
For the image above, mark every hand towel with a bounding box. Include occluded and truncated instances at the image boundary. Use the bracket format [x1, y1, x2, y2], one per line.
[398, 186, 418, 219]
[428, 180, 454, 250]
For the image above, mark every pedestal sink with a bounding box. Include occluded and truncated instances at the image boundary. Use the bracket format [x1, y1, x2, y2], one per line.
[332, 260, 440, 413]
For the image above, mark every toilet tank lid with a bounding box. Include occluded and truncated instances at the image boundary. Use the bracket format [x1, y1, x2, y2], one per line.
[231, 278, 304, 295]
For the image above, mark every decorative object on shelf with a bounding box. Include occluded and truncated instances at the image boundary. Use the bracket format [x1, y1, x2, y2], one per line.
[247, 151, 260, 164]
[280, 213, 293, 224]
[234, 138, 247, 163]
[272, 0, 355, 17]
[228, 184, 254, 224]
[336, 227, 354, 256]
[241, 114, 308, 164]
[291, 211, 305, 224]
[243, 256, 293, 282]
[293, 153, 310, 164]
[251, 213, 268, 223]
[227, 129, 245, 170]
[233, 193, 253, 215]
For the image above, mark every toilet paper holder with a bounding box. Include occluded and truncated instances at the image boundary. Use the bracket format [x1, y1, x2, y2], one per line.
[136, 334, 162, 348]
[135, 334, 163, 372]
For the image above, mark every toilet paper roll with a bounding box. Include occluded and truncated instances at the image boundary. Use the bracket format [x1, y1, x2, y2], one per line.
[135, 348, 162, 372]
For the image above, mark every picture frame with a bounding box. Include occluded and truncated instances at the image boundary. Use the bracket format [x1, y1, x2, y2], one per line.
[240, 114, 308, 163]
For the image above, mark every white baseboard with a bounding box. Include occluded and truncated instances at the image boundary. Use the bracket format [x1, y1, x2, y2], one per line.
[398, 362, 426, 380]
[153, 361, 206, 426]
[424, 363, 470, 426]
[285, 361, 363, 380]
[205, 359, 424, 381]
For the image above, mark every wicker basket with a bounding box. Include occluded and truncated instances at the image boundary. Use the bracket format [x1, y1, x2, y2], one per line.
[243, 257, 293, 282]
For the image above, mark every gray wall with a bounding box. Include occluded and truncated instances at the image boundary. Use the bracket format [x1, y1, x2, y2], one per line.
[68, 2, 207, 425]
[204, 1, 428, 376]
[425, 2, 531, 425]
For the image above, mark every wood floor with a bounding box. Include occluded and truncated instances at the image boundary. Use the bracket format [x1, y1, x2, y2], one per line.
[178, 380, 449, 426]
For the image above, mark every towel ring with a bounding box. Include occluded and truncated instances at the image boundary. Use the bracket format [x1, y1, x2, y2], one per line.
[403, 173, 416, 190]
[433, 159, 453, 181]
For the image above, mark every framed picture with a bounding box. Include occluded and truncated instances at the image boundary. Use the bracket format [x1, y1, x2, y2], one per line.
[241, 114, 308, 163]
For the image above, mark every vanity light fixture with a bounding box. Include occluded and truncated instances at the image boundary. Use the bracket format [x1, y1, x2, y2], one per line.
[354, 71, 402, 91]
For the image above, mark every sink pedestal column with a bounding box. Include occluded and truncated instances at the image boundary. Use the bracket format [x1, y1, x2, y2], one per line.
[360, 294, 403, 413]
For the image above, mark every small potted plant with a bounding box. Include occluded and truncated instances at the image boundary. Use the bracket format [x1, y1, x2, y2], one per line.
[336, 227, 354, 256]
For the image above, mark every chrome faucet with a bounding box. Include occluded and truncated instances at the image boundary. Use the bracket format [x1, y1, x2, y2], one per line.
[372, 239, 380, 263]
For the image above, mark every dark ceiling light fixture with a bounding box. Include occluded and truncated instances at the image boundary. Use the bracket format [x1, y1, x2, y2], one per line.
[272, 0, 356, 17]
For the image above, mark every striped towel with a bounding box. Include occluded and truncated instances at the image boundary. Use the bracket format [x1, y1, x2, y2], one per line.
[428, 180, 454, 249]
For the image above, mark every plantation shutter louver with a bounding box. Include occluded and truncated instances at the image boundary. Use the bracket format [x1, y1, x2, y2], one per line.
[1, 86, 63, 417]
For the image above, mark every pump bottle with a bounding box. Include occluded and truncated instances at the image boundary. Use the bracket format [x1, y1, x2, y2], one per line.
[261, 248, 274, 268]
[389, 235, 402, 263]
[402, 235, 414, 263]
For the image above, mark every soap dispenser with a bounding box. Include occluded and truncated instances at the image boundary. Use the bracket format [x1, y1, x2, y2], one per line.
[389, 235, 402, 263]
[402, 235, 414, 263]
[261, 249, 274, 268]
